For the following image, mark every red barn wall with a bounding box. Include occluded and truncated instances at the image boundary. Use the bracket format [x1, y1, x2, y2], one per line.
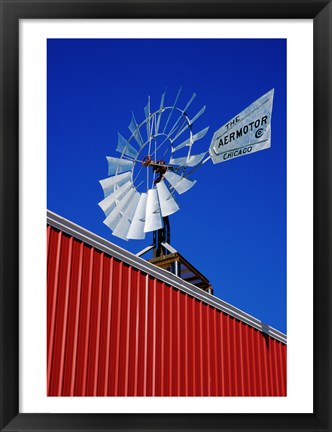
[47, 223, 287, 397]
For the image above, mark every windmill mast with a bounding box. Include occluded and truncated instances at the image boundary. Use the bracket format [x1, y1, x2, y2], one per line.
[153, 216, 170, 258]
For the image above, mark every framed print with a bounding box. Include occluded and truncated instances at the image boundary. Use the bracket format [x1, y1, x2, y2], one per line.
[0, 1, 331, 431]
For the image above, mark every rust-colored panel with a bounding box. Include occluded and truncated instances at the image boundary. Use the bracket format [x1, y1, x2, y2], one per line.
[47, 225, 287, 397]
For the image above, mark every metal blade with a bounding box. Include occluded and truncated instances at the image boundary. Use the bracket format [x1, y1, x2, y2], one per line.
[159, 91, 166, 110]
[190, 105, 206, 125]
[164, 171, 196, 195]
[166, 93, 195, 140]
[129, 113, 144, 147]
[156, 181, 180, 217]
[193, 126, 210, 141]
[98, 180, 132, 216]
[144, 188, 164, 233]
[171, 106, 206, 143]
[103, 188, 136, 231]
[172, 126, 209, 152]
[99, 171, 131, 197]
[126, 192, 148, 240]
[112, 191, 140, 240]
[117, 132, 138, 158]
[163, 87, 182, 133]
[170, 125, 189, 145]
[106, 157, 134, 176]
[182, 92, 196, 113]
[144, 97, 151, 138]
[155, 91, 166, 135]
[169, 152, 206, 168]
[168, 114, 186, 139]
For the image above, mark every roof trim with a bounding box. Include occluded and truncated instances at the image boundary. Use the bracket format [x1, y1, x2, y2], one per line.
[47, 210, 287, 344]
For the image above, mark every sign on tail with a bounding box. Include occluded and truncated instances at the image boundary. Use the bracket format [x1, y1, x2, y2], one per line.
[209, 89, 274, 164]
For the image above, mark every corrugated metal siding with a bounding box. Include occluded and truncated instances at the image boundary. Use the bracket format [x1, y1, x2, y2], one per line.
[47, 224, 287, 397]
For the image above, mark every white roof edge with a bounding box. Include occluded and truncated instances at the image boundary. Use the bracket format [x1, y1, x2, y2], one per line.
[47, 210, 287, 345]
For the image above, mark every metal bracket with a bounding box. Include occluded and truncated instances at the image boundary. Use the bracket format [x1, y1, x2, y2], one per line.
[135, 244, 154, 257]
[161, 242, 178, 254]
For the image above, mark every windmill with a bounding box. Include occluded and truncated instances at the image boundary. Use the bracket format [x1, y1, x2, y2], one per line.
[98, 88, 274, 293]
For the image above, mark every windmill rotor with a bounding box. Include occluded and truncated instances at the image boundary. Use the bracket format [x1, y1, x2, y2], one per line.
[99, 88, 209, 242]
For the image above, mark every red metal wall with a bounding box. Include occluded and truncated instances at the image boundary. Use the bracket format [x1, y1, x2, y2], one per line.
[47, 225, 287, 396]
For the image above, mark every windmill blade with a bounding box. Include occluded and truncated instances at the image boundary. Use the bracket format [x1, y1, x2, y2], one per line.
[172, 126, 209, 152]
[170, 119, 190, 143]
[98, 180, 132, 216]
[103, 188, 137, 231]
[190, 105, 206, 125]
[129, 113, 144, 147]
[144, 97, 151, 138]
[117, 132, 138, 158]
[171, 106, 206, 143]
[167, 92, 196, 139]
[169, 152, 206, 168]
[127, 192, 148, 240]
[144, 188, 163, 233]
[168, 113, 186, 139]
[112, 191, 140, 240]
[99, 171, 132, 197]
[164, 171, 196, 195]
[182, 92, 196, 113]
[163, 87, 182, 133]
[156, 181, 180, 217]
[106, 157, 134, 176]
[155, 91, 166, 135]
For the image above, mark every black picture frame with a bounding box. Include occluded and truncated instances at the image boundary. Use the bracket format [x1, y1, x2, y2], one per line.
[0, 1, 331, 431]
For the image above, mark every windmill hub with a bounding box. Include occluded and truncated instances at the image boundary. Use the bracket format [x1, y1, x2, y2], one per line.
[142, 156, 169, 184]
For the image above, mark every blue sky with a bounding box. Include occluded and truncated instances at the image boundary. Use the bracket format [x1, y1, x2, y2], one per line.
[47, 38, 286, 333]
